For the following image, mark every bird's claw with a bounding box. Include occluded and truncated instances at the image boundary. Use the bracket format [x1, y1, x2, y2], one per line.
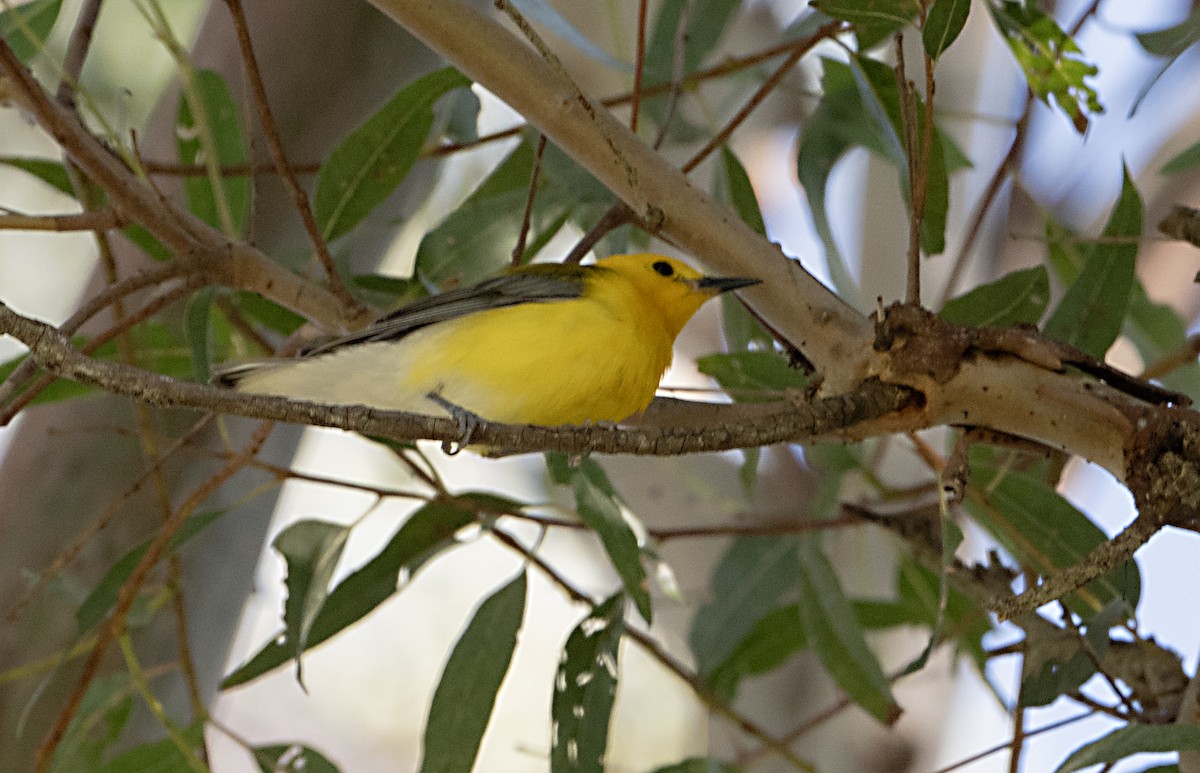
[426, 392, 482, 455]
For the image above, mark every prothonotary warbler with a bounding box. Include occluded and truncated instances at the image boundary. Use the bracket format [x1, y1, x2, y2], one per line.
[214, 253, 760, 429]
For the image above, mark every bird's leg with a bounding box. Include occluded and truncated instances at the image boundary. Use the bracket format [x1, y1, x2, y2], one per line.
[425, 392, 483, 455]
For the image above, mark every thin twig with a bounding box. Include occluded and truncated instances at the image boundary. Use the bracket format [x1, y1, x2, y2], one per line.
[681, 21, 841, 175]
[630, 0, 648, 134]
[222, 0, 362, 313]
[487, 526, 815, 772]
[53, 0, 103, 109]
[936, 0, 1103, 307]
[0, 274, 206, 422]
[0, 209, 123, 231]
[34, 422, 274, 772]
[512, 134, 547, 266]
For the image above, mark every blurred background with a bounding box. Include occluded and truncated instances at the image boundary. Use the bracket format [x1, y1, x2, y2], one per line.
[2, 1, 1200, 771]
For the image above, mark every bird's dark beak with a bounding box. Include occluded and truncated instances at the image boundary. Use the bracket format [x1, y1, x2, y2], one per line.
[693, 276, 762, 294]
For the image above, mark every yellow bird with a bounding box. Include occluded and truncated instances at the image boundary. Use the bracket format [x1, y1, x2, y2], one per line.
[215, 253, 759, 427]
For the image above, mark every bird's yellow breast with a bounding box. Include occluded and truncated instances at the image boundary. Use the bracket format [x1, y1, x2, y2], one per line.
[399, 286, 675, 425]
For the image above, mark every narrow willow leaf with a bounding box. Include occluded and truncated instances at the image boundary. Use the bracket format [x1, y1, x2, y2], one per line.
[706, 604, 806, 701]
[315, 67, 469, 241]
[1161, 138, 1200, 175]
[0, 0, 61, 62]
[184, 287, 215, 383]
[177, 69, 249, 236]
[691, 536, 801, 676]
[48, 673, 133, 773]
[1055, 725, 1200, 773]
[645, 0, 740, 80]
[710, 145, 777, 388]
[0, 156, 73, 196]
[416, 138, 576, 284]
[796, 538, 900, 724]
[508, 0, 627, 70]
[696, 351, 812, 401]
[76, 511, 225, 634]
[811, 0, 919, 31]
[222, 499, 476, 688]
[1044, 166, 1141, 358]
[551, 594, 625, 773]
[968, 450, 1141, 617]
[923, 0, 971, 60]
[558, 457, 652, 624]
[939, 266, 1050, 327]
[1130, 8, 1200, 115]
[95, 722, 205, 773]
[640, 0, 740, 134]
[419, 571, 527, 773]
[716, 147, 765, 236]
[252, 743, 340, 773]
[273, 520, 351, 687]
[1044, 215, 1200, 398]
[849, 54, 951, 255]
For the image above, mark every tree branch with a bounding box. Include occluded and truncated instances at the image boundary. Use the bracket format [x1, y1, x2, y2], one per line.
[365, 0, 875, 390]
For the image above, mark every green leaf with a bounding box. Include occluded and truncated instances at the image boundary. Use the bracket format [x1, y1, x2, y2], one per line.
[550, 594, 625, 773]
[1044, 166, 1141, 358]
[639, 0, 740, 136]
[273, 519, 351, 688]
[690, 536, 801, 676]
[923, 0, 971, 60]
[646, 759, 740, 773]
[712, 146, 777, 380]
[184, 287, 215, 383]
[121, 224, 172, 262]
[231, 291, 306, 336]
[1161, 138, 1200, 175]
[416, 138, 577, 284]
[846, 54, 950, 255]
[222, 499, 476, 687]
[96, 722, 205, 773]
[315, 67, 469, 242]
[177, 69, 249, 235]
[1125, 283, 1200, 399]
[252, 743, 340, 773]
[1136, 8, 1200, 58]
[988, 1, 1103, 132]
[49, 673, 133, 773]
[0, 156, 73, 196]
[706, 603, 806, 701]
[1055, 725, 1200, 773]
[796, 538, 900, 724]
[810, 0, 919, 29]
[507, 0, 627, 70]
[76, 510, 225, 634]
[0, 350, 96, 406]
[967, 449, 1141, 616]
[696, 351, 811, 401]
[645, 0, 740, 80]
[548, 455, 652, 623]
[1131, 9, 1200, 117]
[420, 571, 527, 773]
[0, 0, 61, 62]
[939, 266, 1050, 327]
[716, 147, 765, 236]
[1044, 214, 1199, 398]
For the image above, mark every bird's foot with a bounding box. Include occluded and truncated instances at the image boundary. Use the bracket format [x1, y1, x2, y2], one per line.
[426, 392, 483, 455]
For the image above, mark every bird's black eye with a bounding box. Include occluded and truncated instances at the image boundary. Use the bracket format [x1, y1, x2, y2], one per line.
[652, 260, 674, 277]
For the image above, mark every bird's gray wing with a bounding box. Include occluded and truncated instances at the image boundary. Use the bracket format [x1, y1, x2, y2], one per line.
[304, 270, 586, 355]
